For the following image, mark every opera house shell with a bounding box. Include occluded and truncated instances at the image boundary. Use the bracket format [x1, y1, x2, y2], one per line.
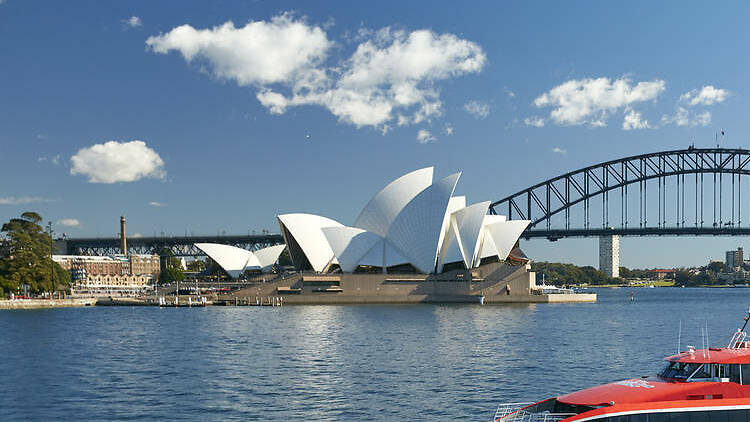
[194, 243, 287, 278]
[277, 167, 531, 274]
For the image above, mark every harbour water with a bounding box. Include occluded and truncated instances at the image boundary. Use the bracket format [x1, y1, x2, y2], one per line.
[1, 288, 748, 421]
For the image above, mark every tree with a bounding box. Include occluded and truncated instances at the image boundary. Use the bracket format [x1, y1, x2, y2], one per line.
[0, 211, 70, 296]
[186, 259, 206, 272]
[158, 248, 185, 284]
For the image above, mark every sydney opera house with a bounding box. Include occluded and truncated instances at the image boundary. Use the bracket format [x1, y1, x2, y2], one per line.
[192, 167, 597, 303]
[277, 167, 530, 275]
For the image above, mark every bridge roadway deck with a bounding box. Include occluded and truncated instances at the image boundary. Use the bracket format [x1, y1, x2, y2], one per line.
[525, 226, 750, 240]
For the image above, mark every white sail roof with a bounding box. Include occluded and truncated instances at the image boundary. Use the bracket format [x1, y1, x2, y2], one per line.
[452, 201, 491, 268]
[277, 213, 343, 272]
[484, 219, 531, 261]
[437, 195, 466, 261]
[195, 243, 253, 278]
[252, 244, 287, 273]
[437, 222, 464, 272]
[353, 167, 434, 237]
[386, 172, 461, 274]
[321, 226, 382, 273]
[478, 215, 507, 260]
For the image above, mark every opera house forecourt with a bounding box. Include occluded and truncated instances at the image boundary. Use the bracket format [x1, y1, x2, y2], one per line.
[197, 167, 596, 304]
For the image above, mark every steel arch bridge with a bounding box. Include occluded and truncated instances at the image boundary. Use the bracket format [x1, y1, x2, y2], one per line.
[490, 147, 750, 240]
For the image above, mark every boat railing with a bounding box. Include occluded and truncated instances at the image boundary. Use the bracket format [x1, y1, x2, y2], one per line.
[728, 329, 747, 348]
[493, 403, 575, 422]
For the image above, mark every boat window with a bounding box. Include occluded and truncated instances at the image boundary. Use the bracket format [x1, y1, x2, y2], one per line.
[659, 362, 710, 380]
[742, 364, 750, 385]
[730, 364, 742, 383]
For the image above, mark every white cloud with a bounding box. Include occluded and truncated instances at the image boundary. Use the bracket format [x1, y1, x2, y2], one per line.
[443, 123, 454, 136]
[464, 100, 490, 119]
[524, 116, 545, 127]
[56, 218, 81, 228]
[505, 87, 516, 98]
[147, 14, 330, 86]
[552, 147, 567, 155]
[148, 16, 485, 130]
[0, 196, 54, 205]
[123, 16, 142, 29]
[149, 201, 167, 207]
[70, 140, 166, 183]
[38, 154, 61, 165]
[661, 107, 711, 127]
[416, 129, 436, 144]
[680, 85, 729, 106]
[534, 77, 665, 127]
[622, 109, 651, 130]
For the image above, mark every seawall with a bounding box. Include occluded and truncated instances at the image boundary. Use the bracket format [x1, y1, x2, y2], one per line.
[0, 297, 97, 309]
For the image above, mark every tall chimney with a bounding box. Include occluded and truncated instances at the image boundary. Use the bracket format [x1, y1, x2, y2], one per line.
[120, 216, 127, 256]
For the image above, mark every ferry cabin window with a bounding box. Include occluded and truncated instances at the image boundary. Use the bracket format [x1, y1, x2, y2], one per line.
[659, 362, 710, 380]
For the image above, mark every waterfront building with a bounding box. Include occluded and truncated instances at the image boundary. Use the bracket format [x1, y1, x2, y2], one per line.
[193, 243, 287, 278]
[599, 234, 620, 278]
[53, 254, 160, 296]
[276, 167, 531, 274]
[726, 247, 744, 271]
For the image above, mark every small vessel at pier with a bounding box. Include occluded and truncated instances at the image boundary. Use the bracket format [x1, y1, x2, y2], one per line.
[494, 309, 750, 421]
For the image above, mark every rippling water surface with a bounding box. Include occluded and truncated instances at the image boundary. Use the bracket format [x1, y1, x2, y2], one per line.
[1, 288, 749, 421]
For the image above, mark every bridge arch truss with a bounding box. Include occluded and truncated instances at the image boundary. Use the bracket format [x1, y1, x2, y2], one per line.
[490, 148, 750, 239]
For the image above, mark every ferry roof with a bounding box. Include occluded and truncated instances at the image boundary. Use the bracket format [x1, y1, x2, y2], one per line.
[665, 347, 750, 364]
[558, 377, 736, 407]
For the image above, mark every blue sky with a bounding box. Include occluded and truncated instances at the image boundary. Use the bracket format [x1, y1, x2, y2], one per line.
[2, 0, 749, 268]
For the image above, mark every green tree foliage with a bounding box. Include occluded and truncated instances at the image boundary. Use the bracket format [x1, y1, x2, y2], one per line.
[531, 261, 619, 285]
[158, 248, 185, 284]
[0, 211, 70, 296]
[186, 259, 206, 272]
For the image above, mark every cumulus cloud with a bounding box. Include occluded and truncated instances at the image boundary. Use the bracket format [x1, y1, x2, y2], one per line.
[147, 14, 330, 86]
[661, 107, 711, 127]
[534, 77, 665, 127]
[443, 123, 454, 136]
[416, 129, 436, 144]
[149, 201, 167, 207]
[148, 15, 485, 130]
[56, 218, 81, 227]
[0, 196, 54, 205]
[552, 147, 567, 155]
[123, 16, 142, 29]
[680, 85, 729, 106]
[464, 100, 490, 119]
[524, 116, 545, 127]
[70, 140, 166, 183]
[622, 109, 651, 130]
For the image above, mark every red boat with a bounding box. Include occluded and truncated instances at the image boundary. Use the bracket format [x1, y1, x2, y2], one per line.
[495, 312, 750, 421]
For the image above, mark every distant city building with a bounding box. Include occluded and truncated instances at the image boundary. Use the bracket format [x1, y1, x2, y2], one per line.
[53, 254, 160, 296]
[726, 247, 744, 271]
[599, 235, 620, 278]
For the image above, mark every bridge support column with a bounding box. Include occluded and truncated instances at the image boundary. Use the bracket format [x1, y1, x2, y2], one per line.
[599, 235, 620, 278]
